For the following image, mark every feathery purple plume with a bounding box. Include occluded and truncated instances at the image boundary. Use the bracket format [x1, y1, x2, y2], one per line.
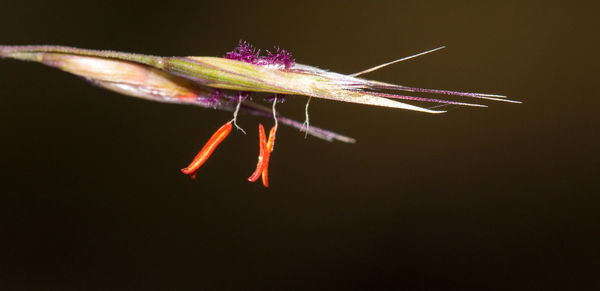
[224, 40, 260, 64]
[224, 40, 295, 69]
[265, 47, 295, 69]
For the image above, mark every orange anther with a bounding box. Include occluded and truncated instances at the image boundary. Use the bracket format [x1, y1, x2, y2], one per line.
[181, 121, 232, 179]
[261, 125, 278, 187]
[248, 124, 277, 187]
[248, 124, 267, 182]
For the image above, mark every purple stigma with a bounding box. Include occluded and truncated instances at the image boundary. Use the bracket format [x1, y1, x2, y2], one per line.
[237, 91, 252, 101]
[265, 47, 295, 69]
[265, 94, 286, 103]
[224, 40, 295, 69]
[224, 40, 260, 64]
[210, 89, 223, 102]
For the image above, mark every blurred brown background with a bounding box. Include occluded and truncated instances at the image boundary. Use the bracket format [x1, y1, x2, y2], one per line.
[0, 0, 598, 289]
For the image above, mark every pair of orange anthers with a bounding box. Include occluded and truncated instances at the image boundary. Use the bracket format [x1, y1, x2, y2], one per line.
[180, 121, 277, 188]
[248, 124, 277, 188]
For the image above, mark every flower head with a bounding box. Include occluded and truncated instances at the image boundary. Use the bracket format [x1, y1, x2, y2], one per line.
[0, 42, 519, 187]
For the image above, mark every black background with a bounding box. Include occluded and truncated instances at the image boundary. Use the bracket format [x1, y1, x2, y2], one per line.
[1, 0, 598, 289]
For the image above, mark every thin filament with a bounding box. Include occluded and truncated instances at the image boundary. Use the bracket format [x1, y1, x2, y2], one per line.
[272, 95, 279, 128]
[300, 96, 312, 138]
[231, 95, 247, 134]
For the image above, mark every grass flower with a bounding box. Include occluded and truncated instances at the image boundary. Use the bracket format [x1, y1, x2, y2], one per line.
[0, 41, 519, 187]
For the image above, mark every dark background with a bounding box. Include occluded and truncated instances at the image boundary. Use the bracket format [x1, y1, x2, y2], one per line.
[0, 0, 598, 289]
